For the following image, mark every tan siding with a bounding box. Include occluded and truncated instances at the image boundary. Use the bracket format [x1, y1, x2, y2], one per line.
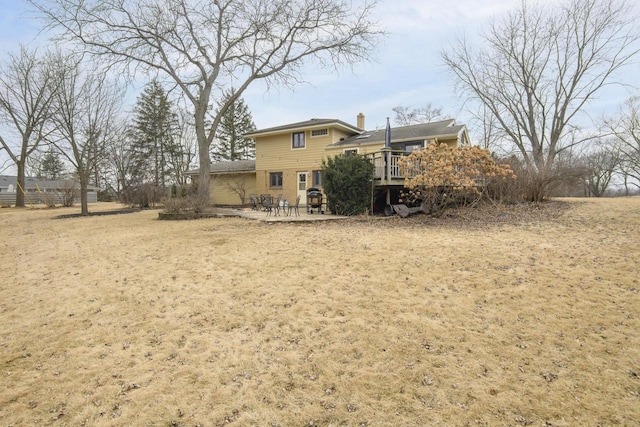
[440, 137, 458, 148]
[254, 169, 307, 203]
[254, 126, 351, 203]
[256, 131, 328, 172]
[209, 173, 256, 206]
[332, 129, 356, 142]
[324, 142, 384, 159]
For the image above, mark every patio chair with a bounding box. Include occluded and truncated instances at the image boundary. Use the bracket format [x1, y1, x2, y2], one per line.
[262, 194, 275, 216]
[249, 195, 260, 211]
[259, 194, 271, 211]
[288, 195, 301, 217]
[273, 194, 282, 216]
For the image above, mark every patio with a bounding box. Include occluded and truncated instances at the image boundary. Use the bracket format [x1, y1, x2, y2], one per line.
[233, 207, 348, 223]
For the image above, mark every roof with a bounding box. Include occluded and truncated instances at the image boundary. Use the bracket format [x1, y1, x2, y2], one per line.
[244, 118, 363, 137]
[186, 159, 256, 175]
[328, 119, 467, 147]
[0, 175, 97, 190]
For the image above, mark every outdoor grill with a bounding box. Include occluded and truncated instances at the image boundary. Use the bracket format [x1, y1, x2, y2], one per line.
[306, 187, 323, 214]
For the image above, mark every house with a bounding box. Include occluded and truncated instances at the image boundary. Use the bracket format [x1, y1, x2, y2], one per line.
[203, 159, 257, 206]
[0, 175, 97, 206]
[192, 114, 470, 212]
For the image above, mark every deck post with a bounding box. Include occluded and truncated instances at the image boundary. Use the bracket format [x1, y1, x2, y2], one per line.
[385, 150, 391, 185]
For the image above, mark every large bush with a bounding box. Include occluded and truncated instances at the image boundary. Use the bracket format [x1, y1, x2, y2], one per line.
[398, 144, 515, 216]
[321, 154, 375, 215]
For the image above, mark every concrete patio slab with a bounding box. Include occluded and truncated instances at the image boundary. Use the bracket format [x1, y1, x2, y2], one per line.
[224, 207, 348, 222]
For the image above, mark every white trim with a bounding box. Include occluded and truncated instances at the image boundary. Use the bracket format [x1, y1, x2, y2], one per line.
[291, 131, 306, 150]
[245, 121, 362, 138]
[311, 128, 329, 137]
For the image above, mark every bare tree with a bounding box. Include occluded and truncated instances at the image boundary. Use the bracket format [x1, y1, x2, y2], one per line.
[224, 176, 247, 207]
[616, 158, 640, 195]
[583, 142, 621, 197]
[605, 96, 640, 189]
[442, 0, 639, 202]
[32, 0, 382, 202]
[0, 46, 58, 207]
[49, 55, 125, 215]
[467, 103, 504, 152]
[392, 103, 444, 126]
[105, 129, 134, 201]
[171, 106, 198, 188]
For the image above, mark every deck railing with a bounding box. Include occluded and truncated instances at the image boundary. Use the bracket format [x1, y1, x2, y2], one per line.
[362, 150, 492, 191]
[365, 149, 414, 185]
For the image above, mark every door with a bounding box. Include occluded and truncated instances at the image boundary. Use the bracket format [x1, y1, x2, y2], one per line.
[297, 172, 307, 205]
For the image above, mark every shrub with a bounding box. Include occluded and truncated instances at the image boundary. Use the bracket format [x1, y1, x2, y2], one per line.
[162, 194, 210, 214]
[398, 144, 515, 216]
[41, 191, 57, 208]
[59, 181, 79, 207]
[321, 153, 375, 216]
[481, 155, 524, 203]
[121, 183, 161, 208]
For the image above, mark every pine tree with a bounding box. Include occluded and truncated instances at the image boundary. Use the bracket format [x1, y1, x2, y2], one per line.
[212, 89, 256, 161]
[39, 149, 66, 180]
[128, 79, 181, 192]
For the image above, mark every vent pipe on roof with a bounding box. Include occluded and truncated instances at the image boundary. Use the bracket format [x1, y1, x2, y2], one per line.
[357, 112, 365, 130]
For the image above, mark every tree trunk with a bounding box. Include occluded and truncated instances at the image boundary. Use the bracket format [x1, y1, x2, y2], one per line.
[15, 161, 26, 208]
[624, 175, 629, 196]
[194, 103, 211, 202]
[197, 142, 210, 200]
[80, 175, 89, 216]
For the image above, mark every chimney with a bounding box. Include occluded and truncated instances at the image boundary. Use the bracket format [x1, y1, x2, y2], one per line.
[357, 113, 365, 130]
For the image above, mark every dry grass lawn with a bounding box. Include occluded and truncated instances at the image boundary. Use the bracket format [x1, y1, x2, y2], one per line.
[1, 198, 638, 426]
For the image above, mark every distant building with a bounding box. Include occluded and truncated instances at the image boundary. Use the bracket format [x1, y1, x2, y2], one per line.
[0, 175, 97, 206]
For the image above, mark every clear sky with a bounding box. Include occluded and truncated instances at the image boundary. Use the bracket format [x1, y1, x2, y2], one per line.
[1, 0, 638, 167]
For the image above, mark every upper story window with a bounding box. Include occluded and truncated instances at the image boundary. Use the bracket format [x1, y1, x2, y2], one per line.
[292, 132, 305, 149]
[344, 149, 358, 156]
[311, 129, 328, 137]
[404, 142, 423, 153]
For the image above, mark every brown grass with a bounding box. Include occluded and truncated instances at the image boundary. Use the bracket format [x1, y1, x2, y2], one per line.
[1, 198, 638, 426]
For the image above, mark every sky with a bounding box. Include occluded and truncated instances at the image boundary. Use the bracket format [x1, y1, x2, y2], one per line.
[243, 0, 531, 131]
[0, 0, 543, 130]
[1, 0, 638, 172]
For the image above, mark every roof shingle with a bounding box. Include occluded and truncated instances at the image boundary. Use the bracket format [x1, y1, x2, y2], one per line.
[329, 119, 465, 147]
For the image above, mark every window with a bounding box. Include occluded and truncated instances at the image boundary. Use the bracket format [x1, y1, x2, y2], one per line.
[404, 143, 423, 153]
[311, 129, 328, 137]
[292, 132, 305, 149]
[344, 149, 358, 156]
[269, 172, 283, 188]
[312, 170, 322, 187]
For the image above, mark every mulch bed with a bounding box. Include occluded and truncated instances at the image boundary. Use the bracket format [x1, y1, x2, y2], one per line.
[332, 200, 571, 229]
[157, 208, 241, 220]
[52, 208, 142, 219]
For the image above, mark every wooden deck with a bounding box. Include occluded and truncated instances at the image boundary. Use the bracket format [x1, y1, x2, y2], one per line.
[366, 149, 411, 187]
